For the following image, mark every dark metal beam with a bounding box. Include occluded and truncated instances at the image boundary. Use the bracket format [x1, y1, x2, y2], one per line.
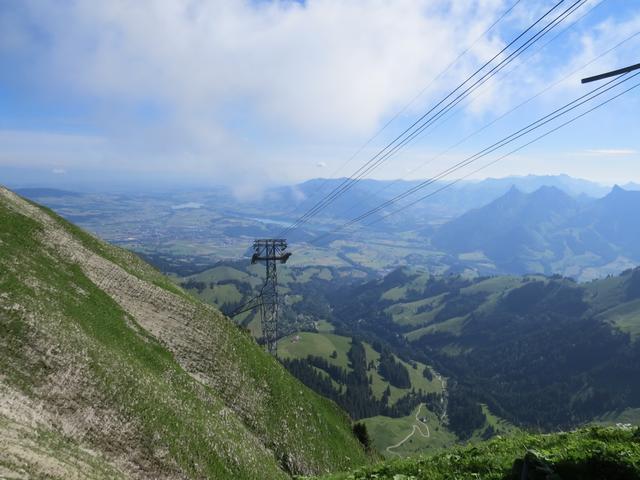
[581, 62, 640, 84]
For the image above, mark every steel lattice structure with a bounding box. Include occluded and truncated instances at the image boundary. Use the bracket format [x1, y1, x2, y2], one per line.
[250, 239, 291, 356]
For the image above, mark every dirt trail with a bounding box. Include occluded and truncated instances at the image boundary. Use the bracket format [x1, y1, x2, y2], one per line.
[386, 403, 430, 456]
[385, 370, 448, 457]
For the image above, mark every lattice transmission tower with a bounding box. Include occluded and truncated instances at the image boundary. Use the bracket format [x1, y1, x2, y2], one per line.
[231, 239, 291, 356]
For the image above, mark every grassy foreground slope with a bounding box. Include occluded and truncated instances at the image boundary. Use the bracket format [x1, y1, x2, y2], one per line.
[313, 427, 640, 480]
[0, 186, 368, 479]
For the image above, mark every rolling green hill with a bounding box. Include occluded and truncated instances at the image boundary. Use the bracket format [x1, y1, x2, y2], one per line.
[180, 259, 640, 456]
[0, 186, 369, 479]
[278, 332, 442, 405]
[329, 266, 640, 439]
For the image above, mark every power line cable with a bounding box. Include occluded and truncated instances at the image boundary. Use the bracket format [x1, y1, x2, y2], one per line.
[310, 70, 639, 242]
[333, 0, 589, 186]
[337, 71, 632, 227]
[369, 78, 640, 226]
[338, 18, 637, 218]
[279, 0, 573, 236]
[279, 0, 581, 237]
[279, 0, 580, 236]
[279, 0, 525, 219]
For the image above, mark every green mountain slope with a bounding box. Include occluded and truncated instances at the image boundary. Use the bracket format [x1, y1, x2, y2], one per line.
[0, 186, 368, 479]
[328, 267, 640, 437]
[432, 185, 640, 279]
[179, 260, 640, 453]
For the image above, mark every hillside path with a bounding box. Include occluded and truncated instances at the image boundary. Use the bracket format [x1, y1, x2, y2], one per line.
[386, 403, 430, 456]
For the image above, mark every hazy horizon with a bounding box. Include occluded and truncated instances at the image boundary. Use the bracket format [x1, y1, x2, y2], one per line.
[2, 1, 639, 192]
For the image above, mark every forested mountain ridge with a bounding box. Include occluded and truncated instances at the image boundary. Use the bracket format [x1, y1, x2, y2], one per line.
[0, 186, 369, 479]
[329, 266, 640, 435]
[432, 185, 640, 277]
[180, 257, 640, 448]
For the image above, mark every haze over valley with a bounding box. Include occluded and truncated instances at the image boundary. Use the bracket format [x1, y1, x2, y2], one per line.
[14, 174, 640, 281]
[2, 0, 640, 478]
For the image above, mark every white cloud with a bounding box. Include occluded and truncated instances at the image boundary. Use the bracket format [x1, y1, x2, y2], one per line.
[2, 0, 510, 182]
[2, 1, 639, 187]
[0, 130, 107, 167]
[583, 148, 637, 156]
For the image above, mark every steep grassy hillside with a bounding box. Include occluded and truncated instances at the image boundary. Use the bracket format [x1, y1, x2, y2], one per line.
[0, 186, 369, 479]
[313, 426, 640, 480]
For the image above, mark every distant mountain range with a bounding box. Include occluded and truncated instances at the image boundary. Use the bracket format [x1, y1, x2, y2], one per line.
[13, 174, 640, 280]
[255, 174, 619, 222]
[432, 184, 640, 279]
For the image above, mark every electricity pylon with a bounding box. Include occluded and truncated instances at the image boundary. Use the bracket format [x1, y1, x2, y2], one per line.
[231, 239, 291, 356]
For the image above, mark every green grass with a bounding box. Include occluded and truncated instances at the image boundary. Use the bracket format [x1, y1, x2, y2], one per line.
[361, 344, 441, 403]
[461, 276, 522, 295]
[42, 203, 189, 299]
[292, 267, 334, 283]
[312, 427, 640, 479]
[363, 404, 455, 459]
[190, 265, 259, 283]
[1, 203, 286, 479]
[199, 282, 244, 306]
[596, 299, 640, 339]
[381, 286, 408, 302]
[1, 193, 370, 479]
[386, 295, 446, 327]
[0, 415, 128, 479]
[597, 407, 640, 426]
[278, 331, 443, 424]
[405, 316, 468, 342]
[316, 320, 336, 333]
[278, 332, 353, 369]
[467, 405, 520, 442]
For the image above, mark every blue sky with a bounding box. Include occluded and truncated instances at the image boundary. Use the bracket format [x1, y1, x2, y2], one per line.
[0, 0, 639, 193]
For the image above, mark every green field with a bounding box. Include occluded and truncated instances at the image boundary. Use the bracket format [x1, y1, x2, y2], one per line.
[405, 315, 467, 342]
[360, 343, 441, 403]
[276, 328, 447, 455]
[364, 404, 456, 458]
[278, 330, 443, 403]
[596, 298, 640, 339]
[278, 332, 353, 369]
[597, 407, 640, 426]
[386, 295, 446, 327]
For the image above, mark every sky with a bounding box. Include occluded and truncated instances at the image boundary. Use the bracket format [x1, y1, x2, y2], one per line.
[0, 0, 639, 194]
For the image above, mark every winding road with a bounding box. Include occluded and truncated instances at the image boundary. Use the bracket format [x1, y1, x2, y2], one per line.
[386, 403, 431, 456]
[385, 369, 448, 456]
